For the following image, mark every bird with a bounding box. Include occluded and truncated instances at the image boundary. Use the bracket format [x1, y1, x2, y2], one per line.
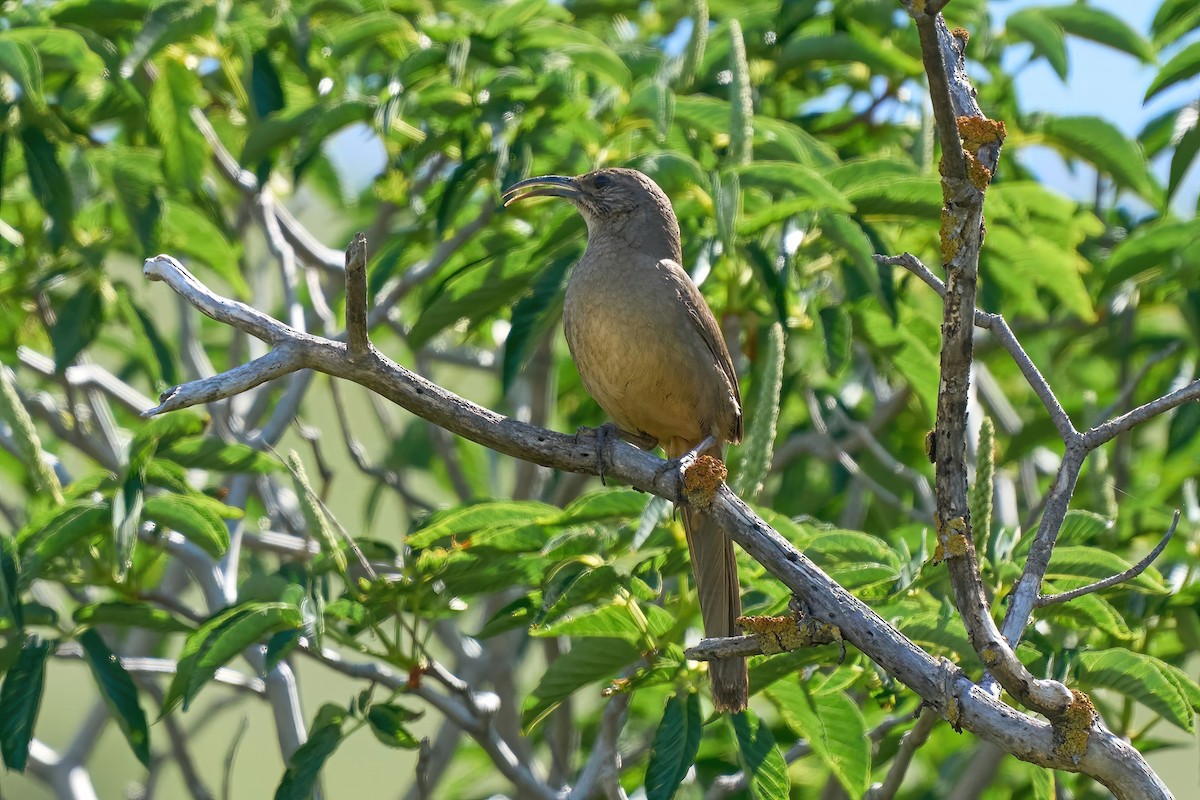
[503, 167, 747, 712]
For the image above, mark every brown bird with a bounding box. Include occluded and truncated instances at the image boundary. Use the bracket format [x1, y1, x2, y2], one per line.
[503, 167, 747, 712]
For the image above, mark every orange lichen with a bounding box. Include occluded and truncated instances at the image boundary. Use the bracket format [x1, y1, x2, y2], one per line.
[739, 614, 841, 654]
[957, 116, 1008, 152]
[1054, 690, 1096, 764]
[932, 516, 969, 564]
[965, 151, 993, 190]
[683, 454, 727, 507]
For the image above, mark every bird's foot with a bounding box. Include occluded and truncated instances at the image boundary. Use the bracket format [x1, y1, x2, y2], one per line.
[575, 423, 620, 485]
[653, 435, 718, 503]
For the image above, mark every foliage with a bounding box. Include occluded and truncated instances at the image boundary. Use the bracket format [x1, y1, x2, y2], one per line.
[0, 0, 1198, 797]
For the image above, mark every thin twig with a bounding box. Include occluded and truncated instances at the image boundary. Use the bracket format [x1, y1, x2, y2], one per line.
[221, 716, 250, 800]
[865, 707, 939, 800]
[1037, 511, 1179, 607]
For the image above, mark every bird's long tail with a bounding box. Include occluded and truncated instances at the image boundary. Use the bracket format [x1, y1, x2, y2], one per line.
[668, 441, 748, 713]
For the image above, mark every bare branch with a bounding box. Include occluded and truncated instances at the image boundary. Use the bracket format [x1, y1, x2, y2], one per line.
[1083, 379, 1200, 450]
[141, 248, 1172, 798]
[865, 707, 939, 800]
[1037, 511, 1179, 608]
[876, 253, 1076, 440]
[568, 690, 631, 800]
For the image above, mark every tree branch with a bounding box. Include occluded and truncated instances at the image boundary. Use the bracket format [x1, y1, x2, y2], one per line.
[1036, 511, 1179, 608]
[140, 247, 1171, 798]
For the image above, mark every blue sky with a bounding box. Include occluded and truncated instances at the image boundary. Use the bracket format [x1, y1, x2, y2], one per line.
[992, 0, 1199, 214]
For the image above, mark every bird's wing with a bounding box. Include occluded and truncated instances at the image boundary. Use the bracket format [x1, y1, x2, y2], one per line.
[658, 259, 743, 442]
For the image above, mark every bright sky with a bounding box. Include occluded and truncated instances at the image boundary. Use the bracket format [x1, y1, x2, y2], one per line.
[992, 0, 1200, 215]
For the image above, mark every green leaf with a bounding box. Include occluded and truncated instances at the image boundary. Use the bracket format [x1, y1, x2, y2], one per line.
[729, 709, 791, 799]
[79, 629, 150, 767]
[143, 492, 236, 558]
[1045, 547, 1168, 595]
[844, 176, 942, 220]
[287, 450, 345, 573]
[1168, 120, 1200, 206]
[780, 30, 921, 77]
[1006, 9, 1068, 80]
[49, 282, 104, 372]
[73, 601, 193, 634]
[407, 501, 558, 548]
[241, 99, 375, 166]
[1039, 584, 1132, 640]
[557, 489, 648, 524]
[1146, 41, 1200, 103]
[162, 602, 302, 715]
[736, 163, 853, 210]
[158, 436, 280, 473]
[1101, 220, 1200, 291]
[407, 242, 544, 349]
[645, 690, 702, 800]
[20, 124, 74, 247]
[806, 529, 902, 569]
[159, 201, 248, 297]
[522, 638, 641, 731]
[1077, 649, 1195, 732]
[0, 534, 21, 631]
[366, 704, 421, 749]
[532, 599, 670, 642]
[1036, 115, 1159, 203]
[250, 49, 286, 119]
[818, 306, 851, 378]
[502, 254, 571, 393]
[732, 323, 785, 500]
[20, 501, 109, 580]
[1152, 0, 1200, 46]
[274, 704, 346, 800]
[120, 0, 215, 77]
[0, 636, 51, 771]
[768, 682, 869, 796]
[0, 36, 44, 108]
[1039, 5, 1155, 63]
[518, 22, 631, 89]
[150, 58, 207, 193]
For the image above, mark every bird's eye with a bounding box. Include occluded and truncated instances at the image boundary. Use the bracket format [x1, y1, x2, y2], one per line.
[593, 174, 611, 189]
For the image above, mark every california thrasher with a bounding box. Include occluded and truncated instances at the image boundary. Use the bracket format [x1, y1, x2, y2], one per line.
[503, 168, 747, 712]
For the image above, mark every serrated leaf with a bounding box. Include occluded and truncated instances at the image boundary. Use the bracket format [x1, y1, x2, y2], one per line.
[557, 489, 648, 524]
[150, 58, 206, 192]
[1040, 583, 1132, 640]
[1040, 5, 1155, 63]
[74, 601, 193, 634]
[1036, 115, 1159, 203]
[20, 501, 109, 580]
[274, 704, 346, 800]
[735, 163, 851, 211]
[502, 254, 571, 393]
[1077, 649, 1195, 732]
[1045, 547, 1168, 595]
[1006, 9, 1068, 80]
[157, 436, 279, 473]
[49, 282, 104, 371]
[769, 682, 868, 796]
[1169, 120, 1200, 205]
[646, 690, 702, 800]
[0, 37, 43, 109]
[287, 450, 345, 574]
[79, 629, 150, 767]
[367, 704, 421, 749]
[1146, 41, 1200, 103]
[159, 201, 248, 297]
[729, 709, 790, 799]
[522, 638, 640, 731]
[733, 323, 784, 500]
[162, 602, 302, 715]
[19, 125, 73, 247]
[0, 636, 51, 771]
[806, 529, 902, 569]
[143, 492, 235, 558]
[407, 501, 558, 548]
[532, 599, 669, 642]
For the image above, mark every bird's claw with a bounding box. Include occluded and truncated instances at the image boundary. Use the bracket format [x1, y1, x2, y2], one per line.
[576, 423, 620, 485]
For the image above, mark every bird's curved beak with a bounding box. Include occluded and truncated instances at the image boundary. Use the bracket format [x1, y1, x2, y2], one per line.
[502, 175, 581, 206]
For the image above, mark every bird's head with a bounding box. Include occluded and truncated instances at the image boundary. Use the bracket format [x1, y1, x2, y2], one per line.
[503, 168, 680, 255]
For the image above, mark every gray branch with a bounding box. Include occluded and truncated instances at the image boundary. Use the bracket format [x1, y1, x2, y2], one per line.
[139, 249, 1171, 798]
